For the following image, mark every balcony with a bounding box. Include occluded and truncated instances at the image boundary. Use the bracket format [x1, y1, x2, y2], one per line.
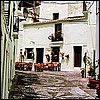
[48, 31, 63, 41]
[13, 16, 19, 39]
[48, 31, 64, 47]
[13, 16, 19, 32]
[50, 41, 64, 47]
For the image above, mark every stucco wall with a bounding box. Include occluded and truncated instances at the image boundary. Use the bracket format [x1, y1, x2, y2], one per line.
[39, 1, 83, 21]
[96, 1, 99, 60]
[1, 1, 19, 99]
[17, 1, 96, 72]
[20, 21, 96, 71]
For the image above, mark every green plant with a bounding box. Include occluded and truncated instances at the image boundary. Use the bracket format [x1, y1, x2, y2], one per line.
[86, 56, 96, 77]
[88, 67, 96, 77]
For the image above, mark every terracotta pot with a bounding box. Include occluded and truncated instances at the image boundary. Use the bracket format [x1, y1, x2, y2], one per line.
[89, 79, 99, 89]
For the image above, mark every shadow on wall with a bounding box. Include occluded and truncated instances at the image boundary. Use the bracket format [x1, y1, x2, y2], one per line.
[61, 54, 69, 65]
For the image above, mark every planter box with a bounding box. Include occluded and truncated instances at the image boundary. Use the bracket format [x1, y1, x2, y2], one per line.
[89, 79, 99, 89]
[96, 83, 99, 97]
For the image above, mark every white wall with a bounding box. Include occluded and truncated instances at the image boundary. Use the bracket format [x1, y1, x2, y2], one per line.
[62, 22, 88, 70]
[1, 1, 19, 99]
[39, 1, 83, 21]
[21, 20, 96, 71]
[88, 1, 96, 25]
[96, 1, 99, 60]
[17, 1, 96, 72]
[23, 24, 53, 46]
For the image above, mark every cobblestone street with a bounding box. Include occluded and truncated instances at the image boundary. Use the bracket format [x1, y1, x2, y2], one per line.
[8, 70, 97, 99]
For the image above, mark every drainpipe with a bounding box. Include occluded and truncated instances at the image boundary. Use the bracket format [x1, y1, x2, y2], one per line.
[84, 52, 87, 78]
[93, 49, 96, 78]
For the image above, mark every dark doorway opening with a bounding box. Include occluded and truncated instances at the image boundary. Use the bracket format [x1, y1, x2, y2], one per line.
[74, 46, 82, 67]
[51, 47, 60, 62]
[55, 23, 62, 33]
[36, 48, 44, 63]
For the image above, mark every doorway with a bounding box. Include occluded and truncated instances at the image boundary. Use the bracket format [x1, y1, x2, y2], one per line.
[51, 47, 60, 62]
[74, 46, 82, 67]
[36, 48, 44, 63]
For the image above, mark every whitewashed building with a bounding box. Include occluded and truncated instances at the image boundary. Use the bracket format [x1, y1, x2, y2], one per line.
[95, 1, 99, 79]
[96, 1, 99, 61]
[1, 1, 19, 99]
[17, 1, 96, 72]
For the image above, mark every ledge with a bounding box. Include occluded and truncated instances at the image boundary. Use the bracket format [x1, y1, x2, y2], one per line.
[50, 41, 64, 47]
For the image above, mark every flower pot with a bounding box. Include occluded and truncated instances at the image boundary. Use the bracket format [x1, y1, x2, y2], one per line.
[89, 79, 99, 89]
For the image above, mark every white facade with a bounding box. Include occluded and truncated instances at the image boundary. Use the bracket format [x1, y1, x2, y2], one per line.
[39, 1, 84, 21]
[96, 1, 99, 60]
[21, 20, 95, 70]
[17, 1, 96, 72]
[95, 1, 99, 79]
[1, 1, 19, 99]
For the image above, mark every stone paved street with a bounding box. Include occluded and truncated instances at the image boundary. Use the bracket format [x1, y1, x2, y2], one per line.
[8, 70, 97, 99]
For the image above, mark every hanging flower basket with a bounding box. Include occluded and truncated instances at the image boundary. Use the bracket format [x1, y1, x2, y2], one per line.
[60, 52, 64, 59]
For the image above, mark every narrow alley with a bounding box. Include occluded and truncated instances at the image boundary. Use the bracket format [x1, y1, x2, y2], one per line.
[1, 1, 99, 99]
[8, 70, 97, 99]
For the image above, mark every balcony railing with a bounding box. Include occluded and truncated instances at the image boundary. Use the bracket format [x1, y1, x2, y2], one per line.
[3, 1, 10, 26]
[48, 31, 63, 42]
[13, 16, 19, 39]
[13, 16, 19, 32]
[1, 1, 9, 34]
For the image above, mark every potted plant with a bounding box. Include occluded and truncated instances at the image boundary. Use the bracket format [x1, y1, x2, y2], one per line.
[88, 66, 96, 78]
[86, 56, 99, 89]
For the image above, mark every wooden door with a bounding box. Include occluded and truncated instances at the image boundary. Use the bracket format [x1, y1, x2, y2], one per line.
[51, 47, 60, 62]
[36, 48, 44, 63]
[74, 46, 82, 67]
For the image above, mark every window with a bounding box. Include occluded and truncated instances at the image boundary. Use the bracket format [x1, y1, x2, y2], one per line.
[54, 23, 63, 41]
[23, 8, 28, 18]
[55, 23, 62, 33]
[9, 16, 12, 38]
[53, 13, 59, 20]
[25, 48, 34, 59]
[83, 1, 87, 11]
[13, 2, 19, 32]
[20, 49, 22, 54]
[13, 16, 19, 32]
[4, 1, 10, 26]
[8, 1, 10, 25]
